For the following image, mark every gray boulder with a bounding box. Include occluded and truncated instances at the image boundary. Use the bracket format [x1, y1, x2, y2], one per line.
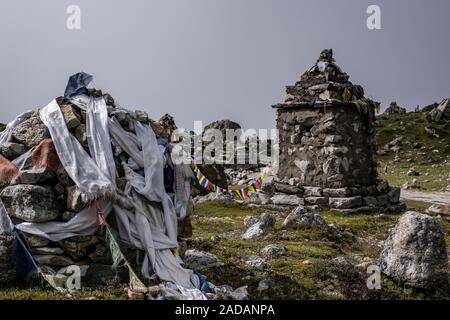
[260, 244, 287, 258]
[34, 254, 74, 267]
[242, 212, 276, 239]
[183, 249, 223, 272]
[58, 236, 99, 260]
[283, 206, 326, 229]
[274, 182, 304, 195]
[329, 196, 362, 209]
[11, 116, 47, 148]
[271, 194, 304, 206]
[0, 142, 27, 160]
[379, 211, 449, 289]
[244, 256, 269, 269]
[66, 186, 88, 212]
[19, 168, 55, 184]
[0, 185, 61, 222]
[0, 234, 16, 284]
[244, 192, 271, 205]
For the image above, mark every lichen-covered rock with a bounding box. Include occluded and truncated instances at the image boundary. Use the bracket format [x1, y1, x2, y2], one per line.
[22, 232, 50, 248]
[11, 116, 47, 148]
[283, 205, 325, 229]
[19, 168, 55, 184]
[60, 104, 81, 130]
[183, 249, 223, 272]
[244, 256, 268, 269]
[379, 211, 449, 289]
[0, 185, 61, 222]
[270, 194, 304, 206]
[274, 182, 304, 195]
[66, 186, 88, 212]
[388, 187, 401, 204]
[0, 234, 16, 284]
[260, 244, 287, 258]
[244, 192, 271, 205]
[304, 197, 329, 206]
[323, 188, 351, 197]
[0, 142, 28, 160]
[58, 236, 99, 261]
[34, 254, 74, 267]
[242, 212, 276, 239]
[329, 196, 362, 209]
[426, 204, 450, 218]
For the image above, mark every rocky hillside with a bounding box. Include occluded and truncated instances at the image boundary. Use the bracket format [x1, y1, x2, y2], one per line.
[376, 112, 450, 192]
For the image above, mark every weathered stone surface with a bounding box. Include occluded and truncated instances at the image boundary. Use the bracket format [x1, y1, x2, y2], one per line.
[270, 194, 304, 206]
[88, 244, 113, 265]
[379, 211, 449, 289]
[58, 236, 98, 260]
[303, 187, 323, 197]
[274, 182, 304, 195]
[243, 216, 259, 228]
[363, 196, 378, 207]
[74, 124, 88, 148]
[22, 232, 50, 248]
[426, 204, 450, 218]
[0, 142, 27, 160]
[61, 211, 78, 222]
[383, 101, 406, 115]
[407, 168, 420, 177]
[60, 104, 81, 129]
[19, 168, 55, 184]
[84, 264, 129, 286]
[244, 256, 268, 269]
[134, 110, 149, 123]
[30, 246, 64, 255]
[11, 116, 47, 148]
[260, 244, 287, 258]
[242, 212, 276, 239]
[304, 197, 329, 206]
[283, 206, 325, 229]
[194, 192, 233, 205]
[388, 187, 401, 204]
[0, 234, 16, 284]
[0, 185, 61, 222]
[276, 107, 378, 188]
[56, 166, 74, 187]
[244, 192, 271, 205]
[323, 188, 351, 197]
[329, 196, 362, 209]
[183, 249, 223, 272]
[66, 186, 88, 212]
[376, 195, 390, 207]
[34, 254, 74, 267]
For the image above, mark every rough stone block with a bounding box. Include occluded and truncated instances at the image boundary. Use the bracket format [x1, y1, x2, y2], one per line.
[329, 196, 362, 209]
[0, 185, 60, 222]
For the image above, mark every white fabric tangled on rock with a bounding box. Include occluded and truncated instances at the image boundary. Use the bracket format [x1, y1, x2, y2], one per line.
[16, 97, 201, 292]
[0, 111, 34, 144]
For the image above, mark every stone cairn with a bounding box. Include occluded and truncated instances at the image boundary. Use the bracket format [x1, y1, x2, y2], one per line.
[0, 92, 191, 285]
[269, 49, 405, 213]
[383, 102, 407, 115]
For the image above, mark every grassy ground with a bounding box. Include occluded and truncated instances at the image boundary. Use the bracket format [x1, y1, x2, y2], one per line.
[2, 199, 448, 300]
[376, 113, 450, 191]
[187, 199, 450, 300]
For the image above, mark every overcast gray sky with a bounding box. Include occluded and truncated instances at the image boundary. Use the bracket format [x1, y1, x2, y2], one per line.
[0, 0, 449, 130]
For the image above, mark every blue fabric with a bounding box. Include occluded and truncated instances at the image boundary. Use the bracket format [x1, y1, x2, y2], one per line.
[64, 72, 94, 98]
[12, 228, 38, 281]
[194, 272, 210, 293]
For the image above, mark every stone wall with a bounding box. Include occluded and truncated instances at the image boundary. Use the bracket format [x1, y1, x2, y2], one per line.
[276, 106, 378, 188]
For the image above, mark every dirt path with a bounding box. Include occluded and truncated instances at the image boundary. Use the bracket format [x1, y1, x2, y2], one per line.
[401, 190, 450, 205]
